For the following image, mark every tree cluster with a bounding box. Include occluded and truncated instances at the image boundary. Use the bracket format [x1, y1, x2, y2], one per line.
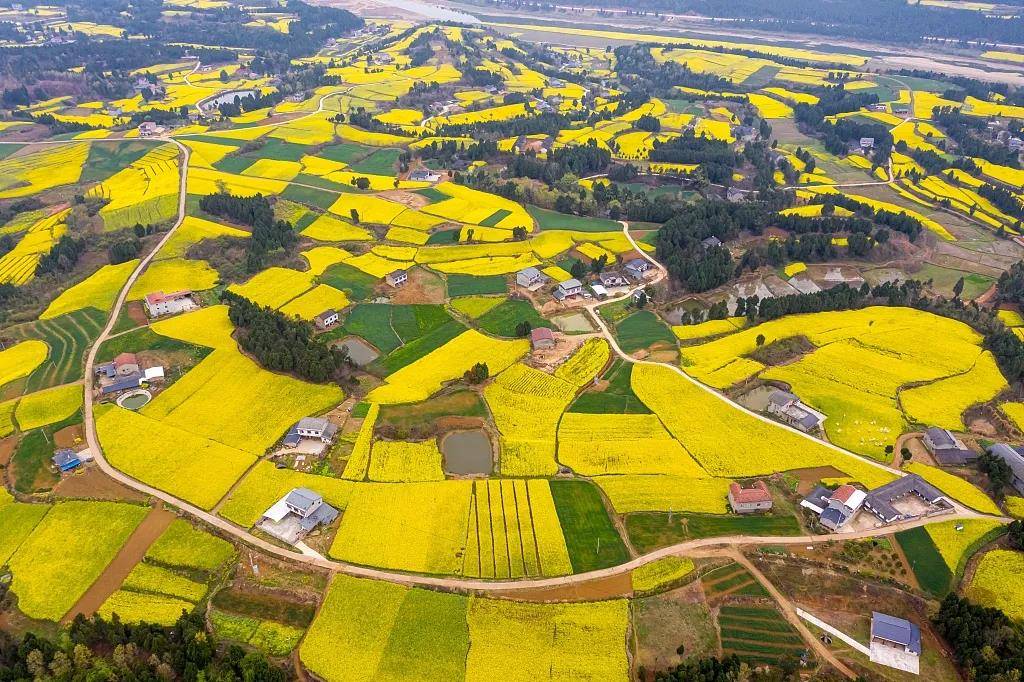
[933, 594, 1024, 681]
[198, 192, 297, 273]
[222, 291, 350, 383]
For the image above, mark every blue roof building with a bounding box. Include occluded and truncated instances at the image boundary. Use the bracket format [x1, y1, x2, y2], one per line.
[52, 449, 82, 472]
[100, 372, 142, 395]
[871, 612, 921, 655]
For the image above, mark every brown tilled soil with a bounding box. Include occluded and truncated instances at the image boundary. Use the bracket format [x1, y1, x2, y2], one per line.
[53, 466, 150, 503]
[488, 571, 634, 602]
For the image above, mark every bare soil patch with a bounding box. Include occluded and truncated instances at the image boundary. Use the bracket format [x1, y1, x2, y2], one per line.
[390, 267, 445, 304]
[54, 466, 151, 503]
[378, 189, 429, 209]
[52, 423, 85, 450]
[489, 571, 633, 602]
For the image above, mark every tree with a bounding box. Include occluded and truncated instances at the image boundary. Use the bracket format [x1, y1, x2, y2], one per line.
[1008, 519, 1024, 550]
[514, 320, 532, 337]
[570, 260, 587, 280]
[464, 362, 489, 384]
[219, 69, 229, 82]
[979, 450, 1013, 499]
[350, 208, 360, 224]
[755, 333, 766, 347]
[355, 176, 371, 190]
[953, 276, 965, 299]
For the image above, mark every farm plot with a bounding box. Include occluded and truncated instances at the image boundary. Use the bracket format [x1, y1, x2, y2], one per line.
[701, 563, 768, 600]
[301, 575, 471, 682]
[0, 495, 50, 566]
[13, 383, 82, 431]
[681, 307, 994, 461]
[0, 143, 89, 199]
[86, 143, 180, 231]
[368, 440, 445, 482]
[8, 501, 148, 621]
[966, 550, 1024, 621]
[367, 330, 528, 404]
[631, 364, 896, 489]
[127, 258, 219, 300]
[0, 340, 49, 389]
[557, 413, 705, 477]
[157, 216, 249, 260]
[0, 209, 71, 286]
[465, 597, 629, 681]
[484, 363, 577, 476]
[550, 479, 631, 573]
[462, 479, 572, 579]
[717, 605, 808, 667]
[41, 260, 139, 319]
[8, 309, 106, 391]
[329, 481, 472, 575]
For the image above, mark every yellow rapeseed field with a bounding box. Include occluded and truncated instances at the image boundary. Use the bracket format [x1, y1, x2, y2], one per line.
[558, 413, 707, 477]
[97, 404, 256, 510]
[128, 258, 219, 300]
[900, 351, 1007, 430]
[464, 597, 629, 682]
[369, 330, 528, 404]
[632, 364, 897, 488]
[631, 556, 695, 593]
[594, 475, 732, 513]
[368, 440, 445, 482]
[342, 404, 378, 481]
[925, 518, 1005, 574]
[0, 340, 48, 387]
[278, 284, 350, 320]
[967, 550, 1024, 621]
[330, 481, 472, 574]
[14, 384, 82, 431]
[555, 338, 610, 386]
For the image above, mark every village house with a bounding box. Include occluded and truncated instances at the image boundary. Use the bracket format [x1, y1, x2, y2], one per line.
[144, 290, 197, 318]
[765, 390, 825, 433]
[292, 417, 339, 444]
[599, 270, 628, 288]
[314, 309, 339, 331]
[138, 121, 165, 137]
[51, 448, 82, 473]
[701, 236, 723, 250]
[516, 266, 548, 290]
[530, 327, 555, 351]
[385, 269, 408, 288]
[989, 443, 1024, 494]
[514, 135, 551, 155]
[728, 481, 773, 514]
[801, 484, 866, 531]
[408, 168, 442, 182]
[860, 137, 875, 150]
[869, 612, 921, 674]
[922, 427, 977, 465]
[259, 487, 339, 544]
[96, 352, 140, 379]
[553, 278, 583, 301]
[623, 258, 651, 282]
[589, 283, 608, 300]
[372, 51, 394, 65]
[860, 474, 951, 525]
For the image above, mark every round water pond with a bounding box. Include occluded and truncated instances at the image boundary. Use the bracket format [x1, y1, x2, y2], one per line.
[117, 389, 152, 410]
[440, 430, 493, 475]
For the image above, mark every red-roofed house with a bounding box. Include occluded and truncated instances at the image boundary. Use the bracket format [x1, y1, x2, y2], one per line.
[728, 480, 773, 514]
[113, 352, 140, 376]
[530, 327, 555, 351]
[144, 290, 196, 318]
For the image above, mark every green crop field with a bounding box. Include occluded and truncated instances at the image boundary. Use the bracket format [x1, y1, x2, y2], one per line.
[895, 526, 953, 597]
[282, 182, 343, 210]
[625, 512, 802, 553]
[80, 140, 158, 184]
[319, 262, 379, 301]
[446, 274, 507, 297]
[378, 319, 466, 373]
[480, 209, 512, 227]
[550, 479, 630, 573]
[615, 310, 675, 353]
[569, 359, 651, 414]
[527, 205, 622, 232]
[10, 308, 106, 391]
[475, 299, 546, 337]
[718, 605, 807, 666]
[349, 148, 399, 175]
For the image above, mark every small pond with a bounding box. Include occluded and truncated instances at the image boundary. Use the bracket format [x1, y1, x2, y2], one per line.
[441, 430, 493, 475]
[117, 389, 152, 410]
[202, 89, 258, 109]
[333, 337, 379, 366]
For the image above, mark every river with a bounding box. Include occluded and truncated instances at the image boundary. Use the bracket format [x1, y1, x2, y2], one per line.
[372, 0, 479, 23]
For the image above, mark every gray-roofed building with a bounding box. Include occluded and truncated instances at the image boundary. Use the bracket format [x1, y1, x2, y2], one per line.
[408, 168, 441, 182]
[989, 443, 1024, 494]
[100, 372, 143, 395]
[314, 309, 339, 330]
[766, 390, 825, 432]
[870, 612, 921, 674]
[599, 270, 628, 288]
[52, 449, 82, 473]
[516, 266, 548, 289]
[259, 487, 339, 544]
[922, 427, 977, 466]
[862, 473, 951, 524]
[701, 236, 723, 250]
[624, 258, 651, 281]
[385, 269, 408, 288]
[800, 484, 866, 531]
[553, 278, 583, 301]
[294, 417, 339, 443]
